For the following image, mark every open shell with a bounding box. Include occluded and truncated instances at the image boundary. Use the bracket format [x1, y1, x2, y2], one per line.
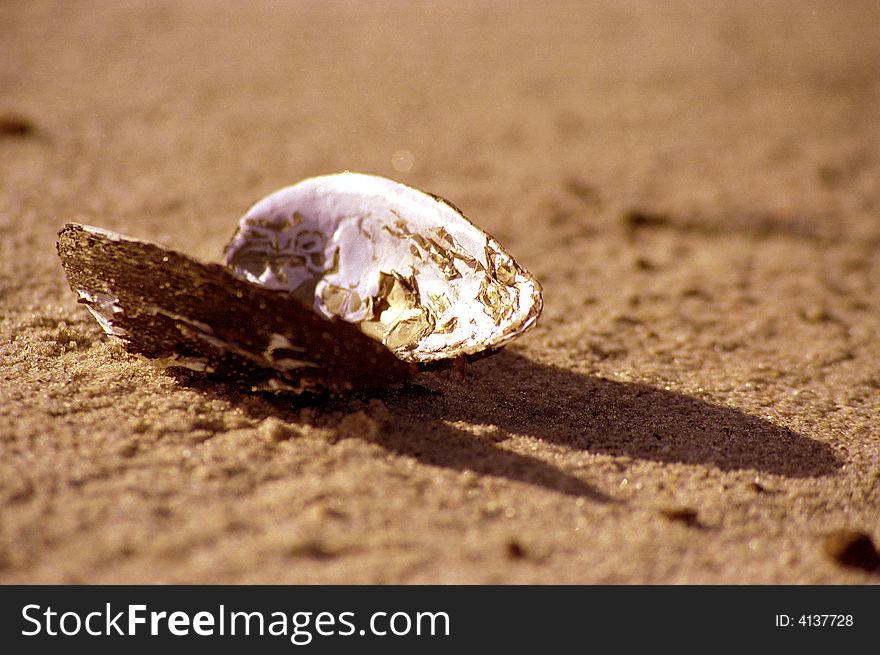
[57, 173, 543, 392]
[225, 172, 542, 363]
[56, 223, 413, 394]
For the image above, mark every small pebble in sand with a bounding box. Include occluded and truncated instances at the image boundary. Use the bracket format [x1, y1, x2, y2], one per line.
[0, 114, 35, 137]
[258, 417, 301, 442]
[505, 540, 527, 560]
[659, 506, 702, 528]
[622, 209, 671, 230]
[563, 177, 599, 203]
[823, 530, 880, 571]
[337, 411, 380, 441]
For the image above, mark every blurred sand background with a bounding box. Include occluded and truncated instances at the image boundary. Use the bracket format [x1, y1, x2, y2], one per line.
[1, 0, 879, 583]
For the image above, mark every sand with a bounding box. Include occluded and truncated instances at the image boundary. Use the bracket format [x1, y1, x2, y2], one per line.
[1, 0, 878, 583]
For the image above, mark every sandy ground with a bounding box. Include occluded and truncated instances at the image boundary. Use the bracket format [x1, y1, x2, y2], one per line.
[1, 0, 879, 583]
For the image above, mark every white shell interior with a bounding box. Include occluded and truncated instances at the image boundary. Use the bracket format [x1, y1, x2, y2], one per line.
[225, 172, 542, 363]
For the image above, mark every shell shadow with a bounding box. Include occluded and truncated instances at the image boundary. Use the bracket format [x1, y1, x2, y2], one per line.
[177, 349, 839, 501]
[390, 349, 840, 479]
[179, 371, 612, 502]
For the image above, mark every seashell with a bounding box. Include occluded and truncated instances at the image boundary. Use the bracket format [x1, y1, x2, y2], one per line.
[56, 173, 543, 392]
[225, 172, 542, 363]
[57, 224, 413, 394]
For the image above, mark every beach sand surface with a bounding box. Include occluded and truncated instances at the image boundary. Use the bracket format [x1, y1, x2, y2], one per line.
[1, 0, 879, 583]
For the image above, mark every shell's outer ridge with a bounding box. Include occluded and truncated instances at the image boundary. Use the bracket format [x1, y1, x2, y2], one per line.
[225, 172, 543, 363]
[56, 223, 414, 393]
